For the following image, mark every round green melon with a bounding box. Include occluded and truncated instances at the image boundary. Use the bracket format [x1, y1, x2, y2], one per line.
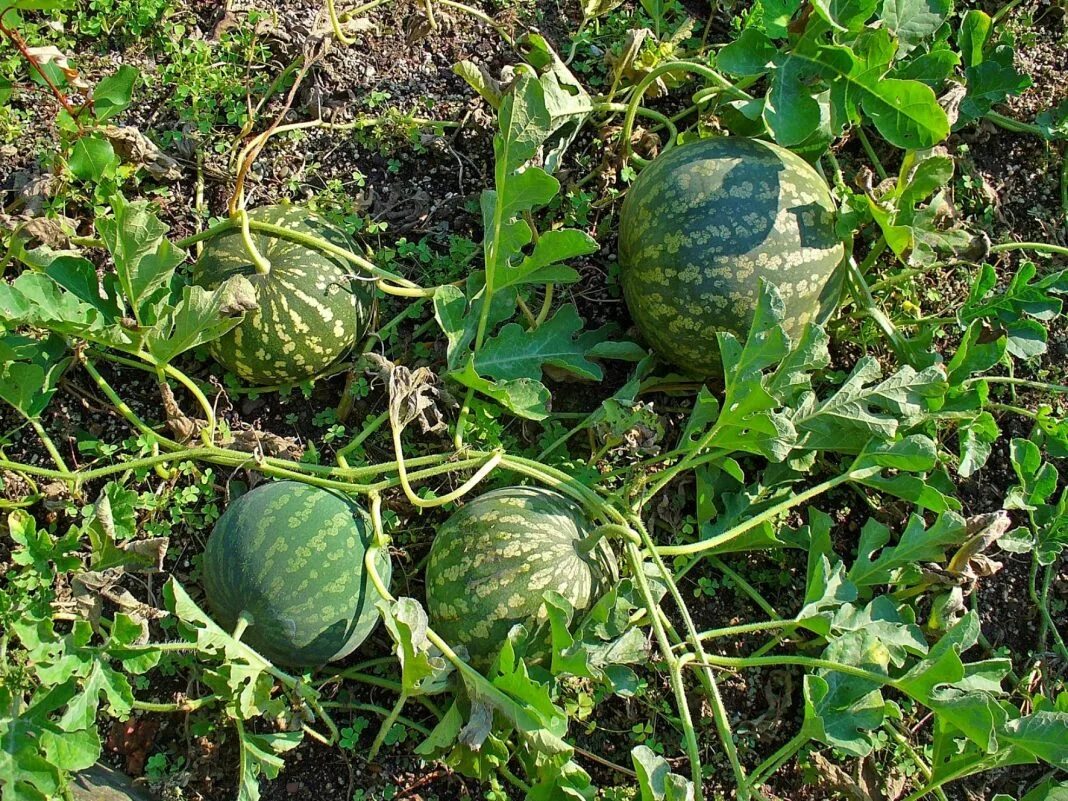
[425, 486, 618, 665]
[618, 136, 844, 377]
[193, 205, 376, 385]
[202, 480, 391, 668]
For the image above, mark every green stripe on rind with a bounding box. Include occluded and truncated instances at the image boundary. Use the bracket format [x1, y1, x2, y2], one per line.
[193, 205, 377, 385]
[425, 486, 617, 666]
[203, 480, 391, 668]
[618, 136, 844, 377]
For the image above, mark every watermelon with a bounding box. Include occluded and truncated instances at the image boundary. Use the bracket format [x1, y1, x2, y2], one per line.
[193, 205, 376, 385]
[202, 480, 390, 668]
[618, 136, 844, 377]
[424, 486, 618, 665]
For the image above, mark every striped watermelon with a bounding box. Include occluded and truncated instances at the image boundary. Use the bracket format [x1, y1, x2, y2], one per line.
[424, 486, 618, 665]
[202, 480, 390, 668]
[193, 205, 376, 385]
[618, 136, 844, 377]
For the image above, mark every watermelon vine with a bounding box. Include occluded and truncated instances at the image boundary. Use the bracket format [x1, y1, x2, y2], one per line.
[1, 0, 1068, 800]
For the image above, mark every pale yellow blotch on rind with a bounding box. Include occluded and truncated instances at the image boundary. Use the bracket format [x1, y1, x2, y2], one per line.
[619, 137, 843, 378]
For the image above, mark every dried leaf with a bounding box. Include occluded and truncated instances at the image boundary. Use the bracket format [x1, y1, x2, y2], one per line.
[159, 381, 200, 443]
[101, 126, 182, 181]
[386, 361, 454, 435]
[939, 82, 967, 128]
[229, 428, 304, 460]
[18, 215, 79, 249]
[404, 13, 433, 43]
[457, 697, 494, 750]
[811, 752, 875, 801]
[605, 29, 649, 92]
[72, 568, 168, 640]
[945, 511, 1011, 581]
[216, 274, 258, 315]
[210, 10, 241, 40]
[25, 45, 89, 88]
[18, 172, 63, 214]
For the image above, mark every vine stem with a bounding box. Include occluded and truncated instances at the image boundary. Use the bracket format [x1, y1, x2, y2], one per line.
[631, 516, 750, 798]
[676, 618, 795, 648]
[985, 110, 1047, 137]
[882, 720, 949, 801]
[454, 81, 514, 449]
[987, 240, 1068, 257]
[534, 282, 554, 327]
[705, 556, 781, 619]
[867, 258, 964, 293]
[336, 410, 389, 468]
[986, 401, 1040, 420]
[437, 0, 515, 45]
[131, 695, 220, 713]
[327, 0, 368, 45]
[855, 127, 887, 180]
[26, 417, 72, 476]
[623, 540, 706, 797]
[0, 14, 83, 122]
[236, 208, 272, 274]
[319, 700, 432, 736]
[175, 217, 434, 296]
[745, 731, 807, 790]
[682, 652, 898, 691]
[592, 102, 678, 142]
[245, 219, 428, 291]
[391, 417, 502, 507]
[320, 670, 443, 719]
[898, 755, 1002, 801]
[366, 691, 409, 761]
[1029, 553, 1068, 665]
[619, 60, 752, 165]
[844, 257, 915, 364]
[656, 471, 852, 557]
[230, 51, 317, 215]
[966, 375, 1068, 394]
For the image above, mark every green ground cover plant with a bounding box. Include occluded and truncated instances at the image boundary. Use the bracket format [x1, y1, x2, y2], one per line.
[1, 0, 1067, 798]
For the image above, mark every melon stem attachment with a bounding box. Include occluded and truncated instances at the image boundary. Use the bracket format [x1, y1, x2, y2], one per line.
[376, 278, 437, 298]
[367, 491, 390, 550]
[236, 209, 272, 275]
[364, 547, 394, 603]
[619, 60, 751, 166]
[232, 610, 254, 642]
[578, 523, 642, 555]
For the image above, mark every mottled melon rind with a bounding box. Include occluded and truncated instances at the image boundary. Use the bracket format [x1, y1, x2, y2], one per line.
[193, 204, 376, 385]
[202, 480, 390, 669]
[424, 486, 618, 666]
[618, 136, 844, 377]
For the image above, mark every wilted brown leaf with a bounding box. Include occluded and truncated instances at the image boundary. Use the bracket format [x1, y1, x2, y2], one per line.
[101, 126, 182, 181]
[386, 361, 453, 435]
